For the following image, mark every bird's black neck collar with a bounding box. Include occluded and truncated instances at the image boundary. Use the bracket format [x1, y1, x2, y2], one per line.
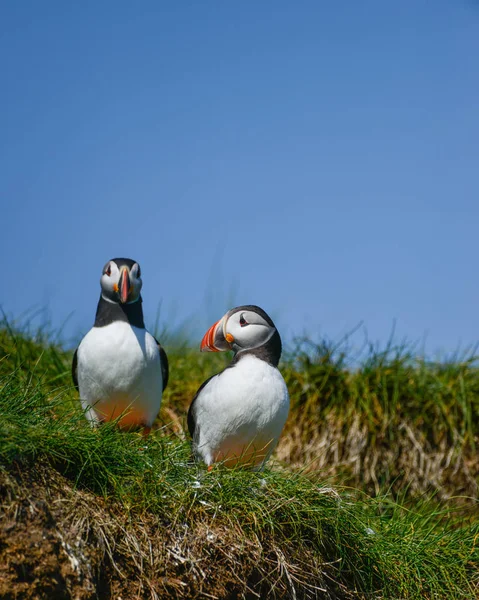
[230, 329, 282, 368]
[94, 295, 145, 328]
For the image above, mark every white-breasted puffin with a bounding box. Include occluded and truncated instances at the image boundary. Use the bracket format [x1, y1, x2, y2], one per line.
[188, 305, 289, 468]
[72, 258, 168, 435]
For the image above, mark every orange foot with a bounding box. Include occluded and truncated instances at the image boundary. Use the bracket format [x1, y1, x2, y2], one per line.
[207, 465, 214, 472]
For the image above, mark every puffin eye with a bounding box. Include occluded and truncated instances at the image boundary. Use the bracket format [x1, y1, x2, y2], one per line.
[105, 264, 111, 277]
[239, 314, 248, 327]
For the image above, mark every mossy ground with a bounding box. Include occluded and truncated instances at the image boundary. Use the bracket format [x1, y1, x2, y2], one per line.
[0, 322, 478, 598]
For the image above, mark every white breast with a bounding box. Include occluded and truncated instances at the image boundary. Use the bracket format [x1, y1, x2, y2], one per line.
[193, 354, 289, 468]
[77, 322, 163, 428]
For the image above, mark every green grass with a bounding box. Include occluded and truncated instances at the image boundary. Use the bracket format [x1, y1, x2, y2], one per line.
[0, 322, 478, 598]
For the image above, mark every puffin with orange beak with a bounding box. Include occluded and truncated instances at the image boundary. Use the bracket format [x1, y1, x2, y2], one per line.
[72, 258, 168, 435]
[188, 305, 289, 469]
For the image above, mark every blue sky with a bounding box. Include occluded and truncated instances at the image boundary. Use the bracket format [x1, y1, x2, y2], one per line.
[1, 1, 478, 353]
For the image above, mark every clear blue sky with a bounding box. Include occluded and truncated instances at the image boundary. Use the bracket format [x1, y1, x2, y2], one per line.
[1, 1, 478, 353]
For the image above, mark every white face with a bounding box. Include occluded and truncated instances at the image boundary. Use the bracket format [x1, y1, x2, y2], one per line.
[100, 259, 142, 304]
[223, 309, 276, 351]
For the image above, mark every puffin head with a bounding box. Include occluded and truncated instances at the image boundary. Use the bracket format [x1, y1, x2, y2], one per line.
[200, 305, 281, 363]
[100, 258, 143, 305]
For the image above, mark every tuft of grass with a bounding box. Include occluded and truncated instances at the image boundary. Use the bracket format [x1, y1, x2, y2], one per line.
[279, 336, 479, 502]
[0, 323, 478, 598]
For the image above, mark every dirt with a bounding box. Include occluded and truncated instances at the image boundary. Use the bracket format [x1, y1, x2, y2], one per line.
[0, 464, 345, 600]
[0, 466, 102, 600]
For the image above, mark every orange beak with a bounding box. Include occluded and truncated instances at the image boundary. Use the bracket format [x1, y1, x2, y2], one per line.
[119, 269, 130, 304]
[200, 320, 221, 352]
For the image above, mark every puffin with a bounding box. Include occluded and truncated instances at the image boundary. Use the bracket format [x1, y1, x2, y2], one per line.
[72, 258, 168, 435]
[188, 305, 289, 469]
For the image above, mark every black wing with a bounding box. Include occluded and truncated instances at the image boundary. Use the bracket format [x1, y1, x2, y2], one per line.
[72, 348, 79, 391]
[187, 374, 216, 440]
[154, 338, 169, 392]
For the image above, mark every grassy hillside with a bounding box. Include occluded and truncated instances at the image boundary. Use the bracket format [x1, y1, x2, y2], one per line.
[0, 322, 478, 599]
[161, 335, 479, 504]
